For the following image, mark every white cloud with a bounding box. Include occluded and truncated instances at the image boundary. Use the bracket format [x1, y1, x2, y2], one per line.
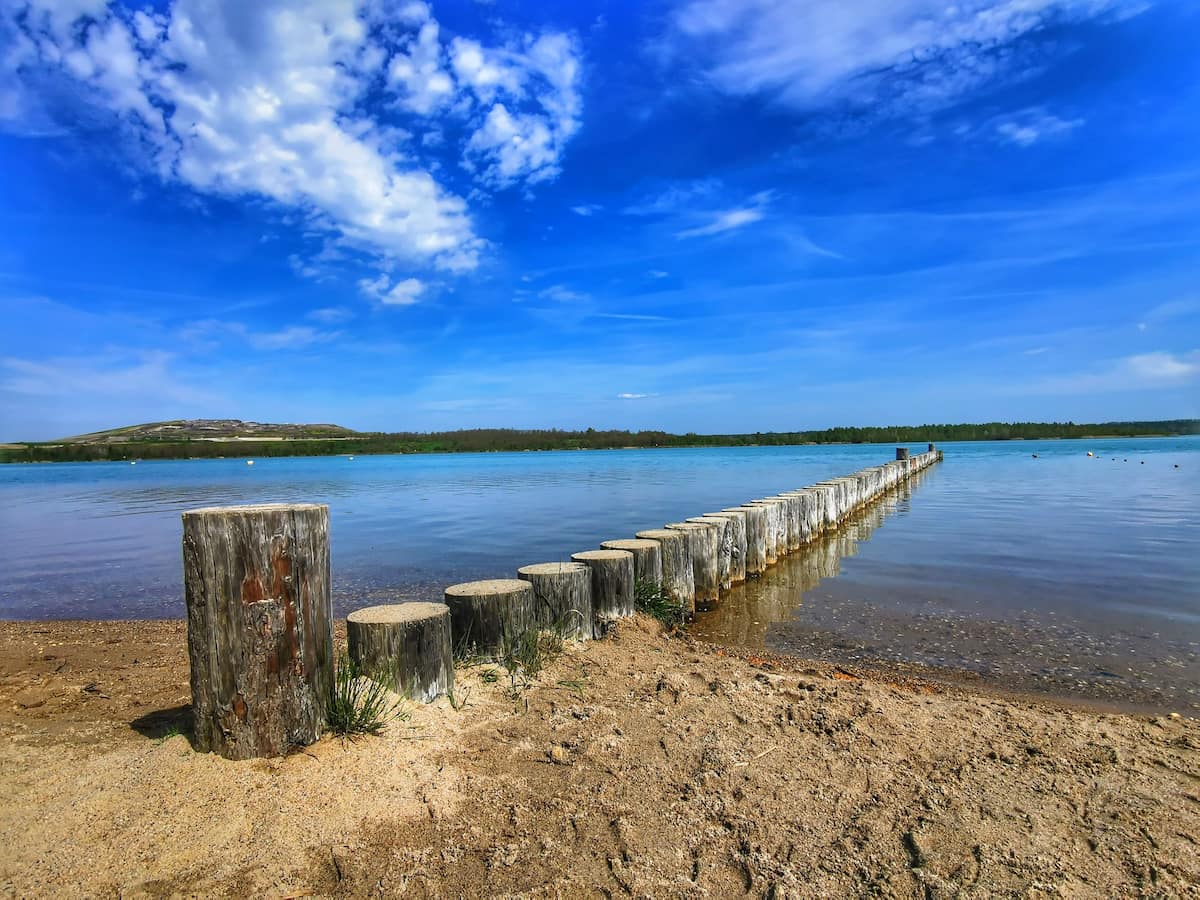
[624, 178, 722, 216]
[669, 0, 1146, 115]
[649, 270, 670, 278]
[358, 273, 426, 305]
[538, 284, 588, 303]
[676, 206, 763, 239]
[2, 0, 583, 277]
[617, 392, 652, 399]
[572, 204, 601, 216]
[995, 109, 1084, 146]
[1123, 350, 1200, 381]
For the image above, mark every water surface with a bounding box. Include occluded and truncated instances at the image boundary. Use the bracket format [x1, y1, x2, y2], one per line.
[1, 438, 1196, 711]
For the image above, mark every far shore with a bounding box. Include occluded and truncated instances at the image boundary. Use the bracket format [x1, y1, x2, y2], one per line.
[1, 615, 1195, 897]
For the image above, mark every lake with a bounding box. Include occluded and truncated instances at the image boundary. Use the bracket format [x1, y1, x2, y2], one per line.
[1, 438, 1196, 712]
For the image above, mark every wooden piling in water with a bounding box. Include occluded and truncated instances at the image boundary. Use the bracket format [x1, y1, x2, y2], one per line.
[703, 510, 747, 584]
[666, 521, 720, 609]
[182, 502, 333, 760]
[635, 529, 695, 611]
[347, 602, 453, 703]
[688, 516, 733, 591]
[729, 505, 768, 576]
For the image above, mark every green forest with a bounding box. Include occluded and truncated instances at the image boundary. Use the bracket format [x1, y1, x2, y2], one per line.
[2, 419, 1196, 463]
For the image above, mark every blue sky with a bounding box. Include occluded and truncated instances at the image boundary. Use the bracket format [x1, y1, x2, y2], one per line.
[1, 0, 1198, 440]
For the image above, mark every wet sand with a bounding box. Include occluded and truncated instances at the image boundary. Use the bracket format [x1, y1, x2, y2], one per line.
[1, 616, 1197, 898]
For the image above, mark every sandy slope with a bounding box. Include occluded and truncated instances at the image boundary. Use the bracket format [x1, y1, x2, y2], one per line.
[0, 617, 1197, 898]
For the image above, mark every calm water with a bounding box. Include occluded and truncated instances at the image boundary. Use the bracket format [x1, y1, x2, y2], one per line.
[1, 439, 1196, 710]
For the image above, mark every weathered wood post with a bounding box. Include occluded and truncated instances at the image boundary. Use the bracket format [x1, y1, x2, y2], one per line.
[928, 442, 936, 453]
[444, 579, 535, 657]
[666, 521, 719, 610]
[571, 549, 635, 636]
[347, 602, 453, 703]
[728, 505, 768, 576]
[896, 446, 910, 460]
[600, 539, 663, 592]
[744, 500, 785, 565]
[182, 503, 333, 760]
[635, 529, 694, 611]
[688, 516, 732, 591]
[516, 562, 593, 640]
[703, 510, 747, 584]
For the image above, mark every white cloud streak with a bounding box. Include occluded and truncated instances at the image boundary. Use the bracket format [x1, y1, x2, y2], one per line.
[2, 0, 583, 279]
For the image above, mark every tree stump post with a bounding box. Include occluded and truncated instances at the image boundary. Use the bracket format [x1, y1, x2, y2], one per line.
[744, 500, 784, 565]
[727, 505, 768, 577]
[347, 602, 453, 703]
[182, 503, 333, 760]
[516, 562, 593, 640]
[703, 510, 747, 584]
[599, 539, 664, 593]
[571, 550, 635, 637]
[443, 579, 535, 658]
[635, 529, 694, 612]
[688, 516, 733, 591]
[666, 521, 719, 610]
[896, 446, 910, 461]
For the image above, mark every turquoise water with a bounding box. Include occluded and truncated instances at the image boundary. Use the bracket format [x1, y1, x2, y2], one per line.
[1, 438, 1196, 709]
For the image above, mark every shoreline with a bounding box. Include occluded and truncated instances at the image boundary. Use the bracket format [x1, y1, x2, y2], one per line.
[2, 616, 1196, 896]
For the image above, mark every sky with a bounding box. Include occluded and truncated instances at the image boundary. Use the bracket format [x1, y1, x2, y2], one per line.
[1, 0, 1199, 441]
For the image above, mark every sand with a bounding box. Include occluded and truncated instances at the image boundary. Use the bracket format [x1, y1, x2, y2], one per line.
[0, 617, 1197, 898]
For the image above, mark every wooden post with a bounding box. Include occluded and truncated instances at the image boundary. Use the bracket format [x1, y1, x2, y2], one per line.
[744, 500, 785, 565]
[516, 562, 593, 640]
[703, 510, 747, 584]
[182, 503, 333, 760]
[896, 446, 910, 460]
[600, 539, 663, 592]
[635, 529, 694, 611]
[443, 579, 535, 658]
[666, 521, 719, 610]
[571, 550, 635, 636]
[928, 442, 936, 453]
[728, 505, 768, 577]
[688, 516, 732, 591]
[346, 602, 453, 703]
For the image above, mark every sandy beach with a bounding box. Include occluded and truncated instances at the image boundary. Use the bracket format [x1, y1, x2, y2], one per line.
[1, 616, 1197, 898]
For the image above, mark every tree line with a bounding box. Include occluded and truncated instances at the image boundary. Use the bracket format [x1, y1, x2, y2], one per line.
[2, 419, 1196, 463]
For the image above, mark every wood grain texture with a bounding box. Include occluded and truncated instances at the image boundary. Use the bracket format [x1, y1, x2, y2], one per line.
[703, 510, 747, 585]
[443, 579, 534, 658]
[182, 503, 333, 759]
[634, 530, 694, 611]
[571, 550, 634, 637]
[347, 602, 453, 703]
[599, 540, 663, 593]
[665, 522, 719, 610]
[517, 562, 593, 640]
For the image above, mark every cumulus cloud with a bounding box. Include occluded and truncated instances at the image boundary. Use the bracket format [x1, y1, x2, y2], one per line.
[358, 273, 427, 305]
[668, 0, 1147, 115]
[1, 0, 583, 279]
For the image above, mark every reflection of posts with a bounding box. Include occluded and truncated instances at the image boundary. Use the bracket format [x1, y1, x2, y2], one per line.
[182, 502, 334, 760]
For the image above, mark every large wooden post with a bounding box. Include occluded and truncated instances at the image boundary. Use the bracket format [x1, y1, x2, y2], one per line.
[635, 529, 694, 611]
[182, 503, 333, 760]
[347, 602, 453, 703]
[599, 539, 663, 591]
[688, 516, 732, 591]
[666, 521, 719, 610]
[728, 505, 768, 577]
[703, 510, 747, 584]
[444, 579, 535, 657]
[896, 446, 910, 460]
[571, 550, 635, 636]
[516, 562, 593, 640]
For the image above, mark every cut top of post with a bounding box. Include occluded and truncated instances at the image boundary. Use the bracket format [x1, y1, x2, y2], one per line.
[571, 549, 634, 562]
[600, 539, 661, 552]
[183, 502, 328, 518]
[445, 578, 530, 596]
[347, 601, 447, 624]
[636, 529, 682, 541]
[517, 562, 589, 576]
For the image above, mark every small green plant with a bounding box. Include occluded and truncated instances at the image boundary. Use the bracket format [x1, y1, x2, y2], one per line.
[496, 620, 567, 696]
[155, 724, 185, 746]
[447, 683, 472, 711]
[479, 667, 499, 684]
[326, 654, 408, 738]
[634, 578, 688, 629]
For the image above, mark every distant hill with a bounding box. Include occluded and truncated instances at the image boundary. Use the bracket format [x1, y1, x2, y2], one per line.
[59, 419, 358, 444]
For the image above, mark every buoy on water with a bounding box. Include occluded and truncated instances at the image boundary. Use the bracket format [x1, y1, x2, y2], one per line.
[1031, 453, 1039, 458]
[246, 460, 254, 466]
[1086, 451, 1094, 457]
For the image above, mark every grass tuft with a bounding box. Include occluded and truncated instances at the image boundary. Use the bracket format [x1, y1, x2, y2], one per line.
[634, 578, 689, 629]
[326, 654, 409, 738]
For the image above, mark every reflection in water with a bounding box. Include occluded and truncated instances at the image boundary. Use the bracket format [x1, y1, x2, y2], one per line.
[692, 471, 922, 648]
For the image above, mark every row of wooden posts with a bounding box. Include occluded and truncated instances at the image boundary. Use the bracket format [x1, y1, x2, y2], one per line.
[182, 446, 942, 759]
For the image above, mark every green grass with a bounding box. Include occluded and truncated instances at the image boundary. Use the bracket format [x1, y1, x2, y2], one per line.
[496, 620, 567, 697]
[326, 654, 409, 738]
[634, 578, 689, 629]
